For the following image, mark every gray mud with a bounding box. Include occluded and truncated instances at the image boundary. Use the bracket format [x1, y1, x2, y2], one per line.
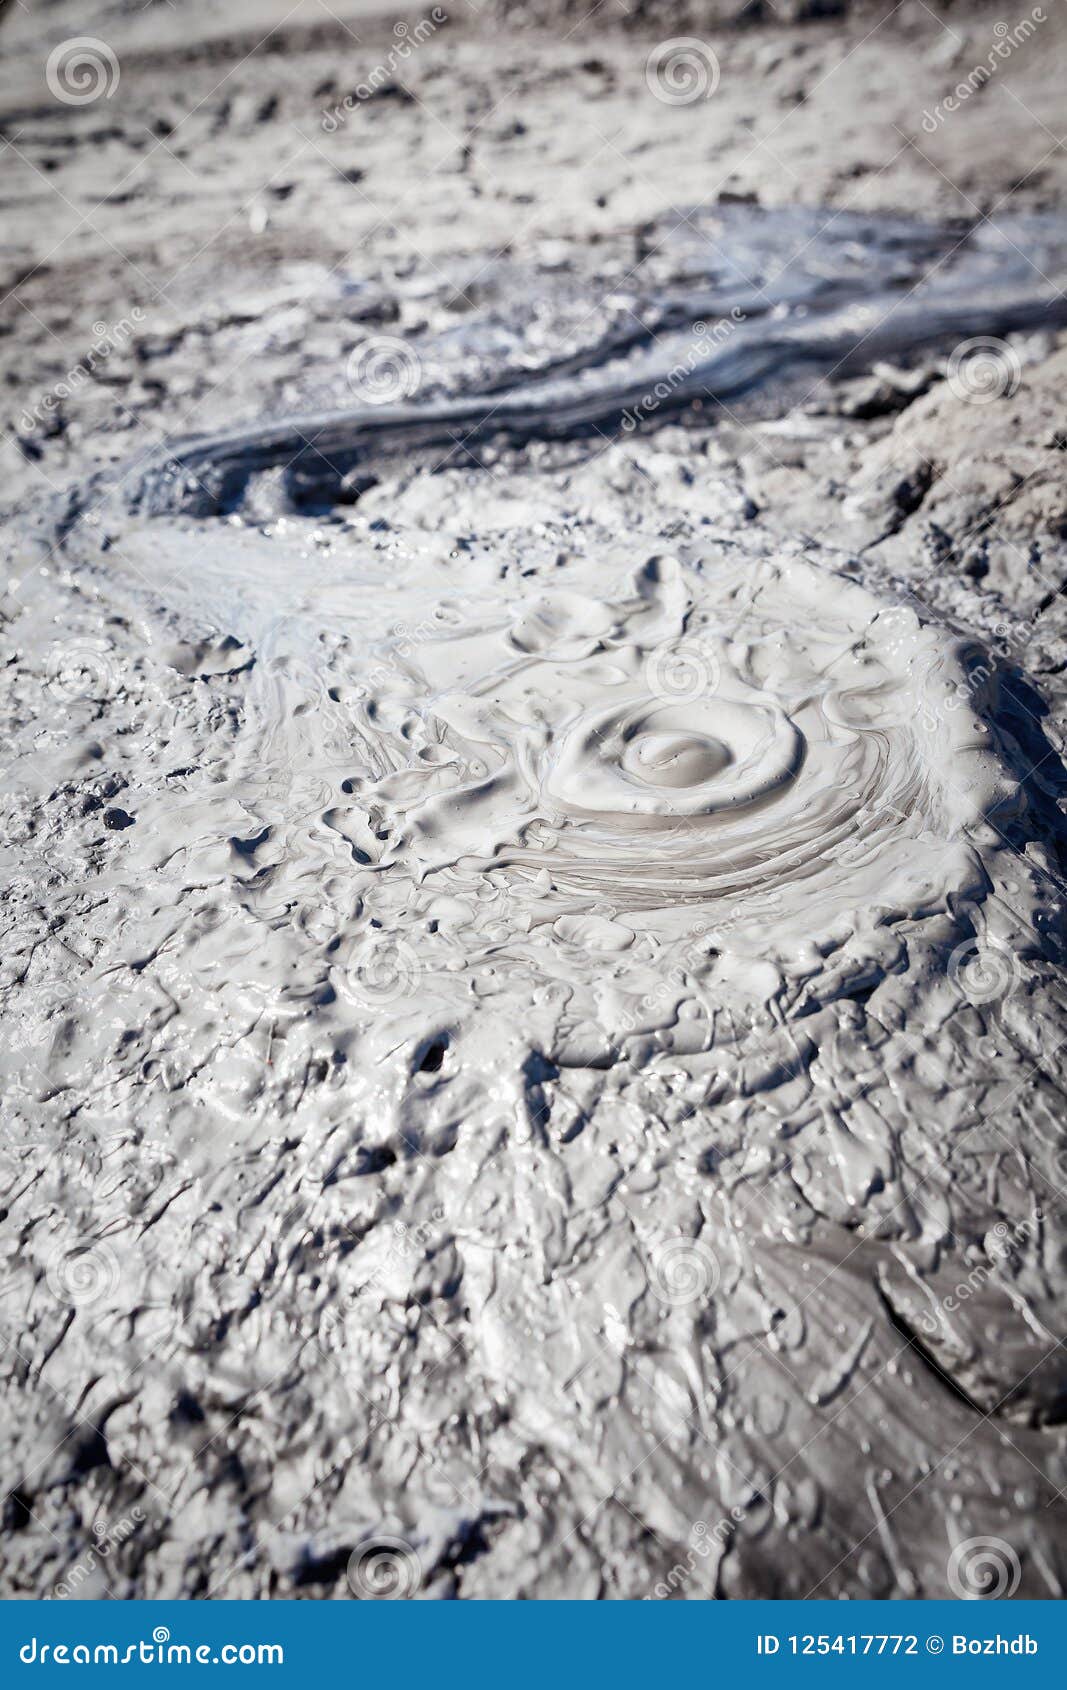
[111, 210, 1067, 517]
[2, 0, 1067, 1602]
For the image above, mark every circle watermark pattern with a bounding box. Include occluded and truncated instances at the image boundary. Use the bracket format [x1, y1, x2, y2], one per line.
[46, 38, 120, 105]
[645, 39, 721, 106]
[44, 638, 118, 703]
[645, 638, 720, 703]
[946, 337, 1020, 405]
[45, 1239, 121, 1308]
[337, 936, 421, 1009]
[947, 1536, 1021, 1599]
[347, 1535, 422, 1599]
[345, 335, 422, 405]
[947, 936, 1020, 1005]
[647, 1237, 720, 1306]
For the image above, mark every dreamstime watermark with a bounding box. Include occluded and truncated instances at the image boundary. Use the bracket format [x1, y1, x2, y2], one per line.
[44, 1237, 121, 1308]
[345, 333, 422, 404]
[644, 633, 723, 702]
[946, 336, 1021, 404]
[350, 615, 446, 702]
[915, 647, 999, 735]
[6, 976, 82, 1081]
[646, 1236, 720, 1306]
[50, 1509, 147, 1599]
[17, 310, 145, 438]
[947, 1535, 1021, 1599]
[43, 637, 121, 704]
[1051, 1140, 1067, 1193]
[917, 1208, 1042, 1336]
[310, 1210, 446, 1345]
[647, 1516, 742, 1599]
[321, 10, 447, 130]
[920, 10, 1047, 133]
[603, 901, 783, 1051]
[621, 311, 745, 433]
[645, 38, 720, 106]
[347, 1535, 422, 1598]
[20, 1630, 283, 1666]
[682, 894, 785, 958]
[45, 37, 120, 105]
[947, 934, 1022, 1005]
[334, 933, 421, 1008]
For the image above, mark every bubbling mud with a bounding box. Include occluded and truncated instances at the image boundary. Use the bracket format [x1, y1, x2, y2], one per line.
[4, 487, 1067, 1599]
[6, 193, 1067, 1598]
[348, 552, 1023, 1023]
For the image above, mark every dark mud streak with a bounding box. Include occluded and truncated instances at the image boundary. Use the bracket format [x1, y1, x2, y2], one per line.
[875, 1280, 989, 1422]
[22, 208, 1067, 536]
[141, 293, 1067, 516]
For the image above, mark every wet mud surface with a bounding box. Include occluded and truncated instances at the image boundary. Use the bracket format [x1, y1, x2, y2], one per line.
[2, 0, 1067, 1600]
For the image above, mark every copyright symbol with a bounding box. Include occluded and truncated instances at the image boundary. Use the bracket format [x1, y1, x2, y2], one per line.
[926, 1636, 944, 1655]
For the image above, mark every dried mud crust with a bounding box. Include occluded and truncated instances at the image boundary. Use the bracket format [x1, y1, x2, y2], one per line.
[2, 0, 1067, 1602]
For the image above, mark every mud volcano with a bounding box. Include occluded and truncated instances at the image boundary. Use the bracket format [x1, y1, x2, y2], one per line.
[3, 0, 1067, 1603]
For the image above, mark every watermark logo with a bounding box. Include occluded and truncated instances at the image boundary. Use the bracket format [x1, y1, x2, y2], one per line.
[18, 310, 144, 438]
[913, 646, 998, 736]
[44, 638, 120, 704]
[920, 10, 1047, 133]
[347, 613, 450, 708]
[621, 311, 745, 432]
[646, 1237, 720, 1306]
[44, 1238, 121, 1308]
[335, 935, 421, 1009]
[947, 1535, 1021, 1599]
[321, 10, 447, 130]
[46, 38, 120, 106]
[645, 636, 721, 703]
[647, 1515, 744, 1598]
[52, 1510, 146, 1599]
[918, 1209, 1042, 1335]
[345, 334, 422, 405]
[645, 38, 720, 106]
[347, 1535, 422, 1599]
[305, 1210, 446, 1348]
[947, 336, 1021, 405]
[19, 1631, 283, 1665]
[947, 935, 1021, 1004]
